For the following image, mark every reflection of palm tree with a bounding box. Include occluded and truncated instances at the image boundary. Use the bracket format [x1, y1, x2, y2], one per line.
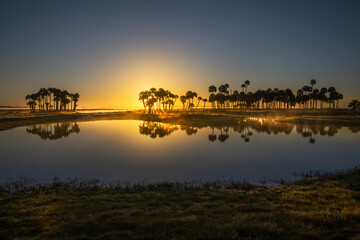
[139, 121, 179, 138]
[233, 119, 346, 144]
[26, 122, 80, 140]
[208, 127, 217, 142]
[218, 128, 229, 142]
[185, 127, 198, 135]
[180, 126, 198, 135]
[136, 119, 347, 144]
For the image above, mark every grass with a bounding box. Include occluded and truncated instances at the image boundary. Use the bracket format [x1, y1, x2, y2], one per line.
[1, 169, 360, 239]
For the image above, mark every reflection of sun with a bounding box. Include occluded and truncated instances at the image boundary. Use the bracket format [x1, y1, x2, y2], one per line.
[247, 117, 276, 125]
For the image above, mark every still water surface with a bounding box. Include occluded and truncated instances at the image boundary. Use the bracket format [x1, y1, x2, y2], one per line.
[0, 119, 359, 184]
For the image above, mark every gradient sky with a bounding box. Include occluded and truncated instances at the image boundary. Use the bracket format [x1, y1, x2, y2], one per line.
[1, 0, 359, 108]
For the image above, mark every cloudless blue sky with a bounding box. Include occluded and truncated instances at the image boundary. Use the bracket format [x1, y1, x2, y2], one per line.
[1, 0, 359, 107]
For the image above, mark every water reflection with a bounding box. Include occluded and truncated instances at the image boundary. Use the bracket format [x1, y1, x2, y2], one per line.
[24, 119, 360, 144]
[3, 119, 357, 184]
[26, 122, 80, 140]
[180, 125, 198, 136]
[138, 118, 359, 144]
[139, 121, 179, 138]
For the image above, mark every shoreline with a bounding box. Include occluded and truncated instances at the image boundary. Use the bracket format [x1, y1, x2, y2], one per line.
[1, 109, 360, 131]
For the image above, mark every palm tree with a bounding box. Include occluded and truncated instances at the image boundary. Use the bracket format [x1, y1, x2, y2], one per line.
[69, 93, 74, 110]
[301, 85, 312, 108]
[348, 99, 359, 110]
[39, 88, 49, 111]
[157, 88, 166, 110]
[60, 90, 69, 110]
[335, 93, 343, 109]
[309, 79, 316, 108]
[47, 87, 55, 111]
[53, 94, 60, 111]
[310, 79, 316, 90]
[25, 94, 31, 110]
[218, 84, 229, 109]
[25, 94, 37, 112]
[284, 88, 294, 109]
[146, 95, 156, 114]
[71, 93, 80, 111]
[241, 84, 246, 93]
[180, 95, 186, 110]
[185, 91, 197, 110]
[328, 87, 336, 93]
[208, 85, 217, 94]
[208, 85, 217, 109]
[327, 87, 336, 109]
[312, 89, 319, 109]
[34, 92, 41, 111]
[202, 98, 208, 110]
[319, 88, 328, 109]
[195, 96, 202, 109]
[168, 93, 178, 110]
[139, 91, 148, 110]
[244, 80, 250, 93]
[138, 89, 159, 113]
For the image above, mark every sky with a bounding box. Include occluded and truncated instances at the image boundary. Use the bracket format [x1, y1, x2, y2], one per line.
[0, 0, 359, 108]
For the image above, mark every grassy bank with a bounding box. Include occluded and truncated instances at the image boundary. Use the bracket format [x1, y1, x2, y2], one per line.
[1, 170, 360, 239]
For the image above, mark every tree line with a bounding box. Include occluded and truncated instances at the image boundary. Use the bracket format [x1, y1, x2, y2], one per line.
[207, 79, 343, 110]
[139, 79, 345, 113]
[139, 88, 178, 114]
[26, 88, 80, 112]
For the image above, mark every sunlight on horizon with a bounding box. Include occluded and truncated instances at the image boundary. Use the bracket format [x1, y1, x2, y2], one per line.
[69, 46, 218, 109]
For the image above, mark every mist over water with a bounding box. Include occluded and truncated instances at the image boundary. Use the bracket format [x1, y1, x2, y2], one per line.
[0, 119, 359, 184]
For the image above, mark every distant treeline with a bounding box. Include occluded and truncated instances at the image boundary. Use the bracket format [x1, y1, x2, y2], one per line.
[26, 88, 80, 112]
[139, 79, 345, 113]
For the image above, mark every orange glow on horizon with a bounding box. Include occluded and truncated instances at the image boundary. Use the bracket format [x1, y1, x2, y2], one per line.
[77, 47, 212, 109]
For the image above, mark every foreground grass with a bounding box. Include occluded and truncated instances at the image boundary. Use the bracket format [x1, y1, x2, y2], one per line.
[1, 171, 360, 240]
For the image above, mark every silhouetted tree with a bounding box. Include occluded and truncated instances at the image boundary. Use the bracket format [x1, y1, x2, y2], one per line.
[348, 99, 360, 110]
[202, 98, 208, 110]
[26, 88, 79, 112]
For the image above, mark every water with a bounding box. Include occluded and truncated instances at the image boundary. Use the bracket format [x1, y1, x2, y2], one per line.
[0, 119, 359, 184]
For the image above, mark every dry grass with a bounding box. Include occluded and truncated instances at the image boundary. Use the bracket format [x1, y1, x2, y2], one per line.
[1, 169, 360, 239]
